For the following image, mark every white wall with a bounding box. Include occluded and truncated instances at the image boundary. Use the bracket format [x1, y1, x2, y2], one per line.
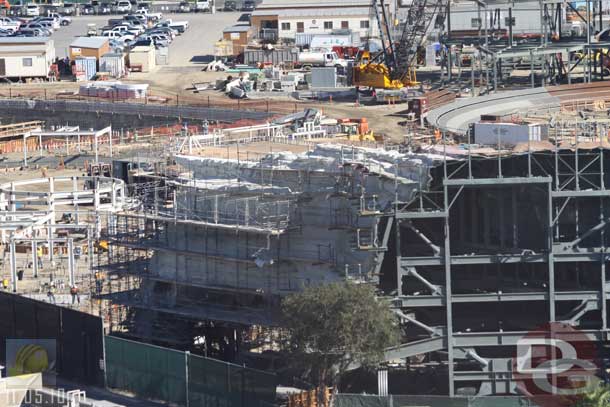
[279, 15, 379, 40]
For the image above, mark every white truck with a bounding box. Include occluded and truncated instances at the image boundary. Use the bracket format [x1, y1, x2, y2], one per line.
[297, 51, 348, 70]
[0, 17, 20, 32]
[158, 18, 188, 33]
[135, 9, 163, 21]
[194, 0, 211, 12]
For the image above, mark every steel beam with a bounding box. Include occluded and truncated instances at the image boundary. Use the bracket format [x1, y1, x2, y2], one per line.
[444, 177, 552, 186]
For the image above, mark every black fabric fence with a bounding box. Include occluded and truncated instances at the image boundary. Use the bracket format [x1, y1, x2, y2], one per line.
[0, 291, 104, 386]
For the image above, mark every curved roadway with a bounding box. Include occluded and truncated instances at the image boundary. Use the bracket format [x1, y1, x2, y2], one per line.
[427, 82, 610, 134]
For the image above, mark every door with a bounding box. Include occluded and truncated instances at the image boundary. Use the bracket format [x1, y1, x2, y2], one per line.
[0, 59, 6, 76]
[297, 22, 304, 33]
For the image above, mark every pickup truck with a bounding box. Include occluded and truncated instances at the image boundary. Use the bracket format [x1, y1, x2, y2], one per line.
[0, 17, 20, 32]
[156, 19, 188, 33]
[47, 13, 72, 26]
[194, 1, 210, 12]
[135, 9, 162, 21]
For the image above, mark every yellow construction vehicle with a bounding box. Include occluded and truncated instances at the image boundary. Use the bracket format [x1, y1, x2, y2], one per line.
[338, 118, 383, 142]
[353, 0, 445, 89]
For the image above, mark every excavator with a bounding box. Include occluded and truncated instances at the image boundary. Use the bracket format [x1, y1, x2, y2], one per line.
[353, 0, 445, 89]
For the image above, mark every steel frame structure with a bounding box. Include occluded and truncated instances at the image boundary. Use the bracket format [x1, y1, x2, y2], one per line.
[390, 134, 610, 396]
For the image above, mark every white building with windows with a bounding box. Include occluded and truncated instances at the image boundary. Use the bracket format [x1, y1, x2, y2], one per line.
[251, 0, 387, 42]
[0, 37, 55, 79]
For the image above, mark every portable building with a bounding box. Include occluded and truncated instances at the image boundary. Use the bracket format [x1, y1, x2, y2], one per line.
[99, 53, 126, 78]
[129, 46, 156, 73]
[69, 36, 110, 60]
[222, 24, 254, 56]
[0, 37, 55, 79]
[473, 122, 549, 146]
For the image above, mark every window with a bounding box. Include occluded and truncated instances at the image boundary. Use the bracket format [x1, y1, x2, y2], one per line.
[360, 20, 369, 29]
[281, 22, 290, 30]
[297, 21, 304, 33]
[324, 21, 333, 30]
[22, 58, 32, 67]
[341, 20, 349, 29]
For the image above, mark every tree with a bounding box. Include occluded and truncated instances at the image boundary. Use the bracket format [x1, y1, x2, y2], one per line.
[281, 282, 400, 388]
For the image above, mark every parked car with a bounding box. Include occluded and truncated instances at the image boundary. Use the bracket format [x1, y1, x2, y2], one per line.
[134, 9, 162, 21]
[0, 17, 20, 32]
[99, 3, 112, 14]
[23, 23, 52, 34]
[242, 0, 255, 11]
[82, 4, 95, 14]
[147, 26, 175, 39]
[14, 28, 38, 36]
[148, 33, 169, 47]
[223, 0, 237, 11]
[48, 12, 72, 25]
[34, 16, 60, 29]
[124, 14, 146, 24]
[237, 13, 250, 23]
[195, 0, 209, 12]
[61, 2, 76, 15]
[178, 1, 191, 12]
[25, 4, 40, 17]
[131, 37, 152, 47]
[115, 0, 132, 13]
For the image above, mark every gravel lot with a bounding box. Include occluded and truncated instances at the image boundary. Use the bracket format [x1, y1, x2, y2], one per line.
[51, 11, 243, 64]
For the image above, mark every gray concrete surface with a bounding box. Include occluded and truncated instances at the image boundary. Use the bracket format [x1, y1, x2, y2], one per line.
[51, 11, 242, 63]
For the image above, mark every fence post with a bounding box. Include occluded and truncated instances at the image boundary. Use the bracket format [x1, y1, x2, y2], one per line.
[185, 351, 190, 407]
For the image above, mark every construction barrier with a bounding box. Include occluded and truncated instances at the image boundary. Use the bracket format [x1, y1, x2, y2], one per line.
[105, 336, 278, 407]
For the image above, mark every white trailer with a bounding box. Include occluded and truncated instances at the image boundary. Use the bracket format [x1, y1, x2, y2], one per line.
[473, 122, 549, 146]
[0, 37, 55, 79]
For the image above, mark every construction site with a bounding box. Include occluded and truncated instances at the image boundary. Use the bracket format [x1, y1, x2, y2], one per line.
[4, 0, 610, 406]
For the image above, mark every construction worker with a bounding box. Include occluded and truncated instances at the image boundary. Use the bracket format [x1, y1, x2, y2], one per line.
[70, 285, 80, 304]
[47, 284, 56, 304]
[94, 271, 104, 294]
[36, 246, 43, 269]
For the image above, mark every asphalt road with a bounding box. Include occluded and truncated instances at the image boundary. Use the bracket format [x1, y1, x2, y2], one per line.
[50, 11, 243, 64]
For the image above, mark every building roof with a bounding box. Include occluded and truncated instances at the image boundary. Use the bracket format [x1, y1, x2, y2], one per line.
[0, 37, 51, 45]
[70, 36, 108, 49]
[253, 7, 370, 17]
[223, 24, 251, 33]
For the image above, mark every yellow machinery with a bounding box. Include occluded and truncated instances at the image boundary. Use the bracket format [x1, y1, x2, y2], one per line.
[338, 118, 383, 142]
[353, 0, 444, 89]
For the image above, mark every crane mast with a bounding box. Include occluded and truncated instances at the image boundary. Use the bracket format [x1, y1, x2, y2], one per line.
[353, 0, 447, 89]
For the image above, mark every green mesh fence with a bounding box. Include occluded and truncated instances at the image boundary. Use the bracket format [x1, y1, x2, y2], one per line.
[335, 394, 538, 407]
[105, 336, 278, 407]
[188, 353, 278, 407]
[105, 336, 187, 405]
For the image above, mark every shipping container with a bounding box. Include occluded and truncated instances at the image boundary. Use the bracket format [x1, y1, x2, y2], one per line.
[243, 47, 299, 66]
[99, 53, 125, 78]
[74, 56, 97, 80]
[311, 67, 337, 88]
[473, 122, 549, 146]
